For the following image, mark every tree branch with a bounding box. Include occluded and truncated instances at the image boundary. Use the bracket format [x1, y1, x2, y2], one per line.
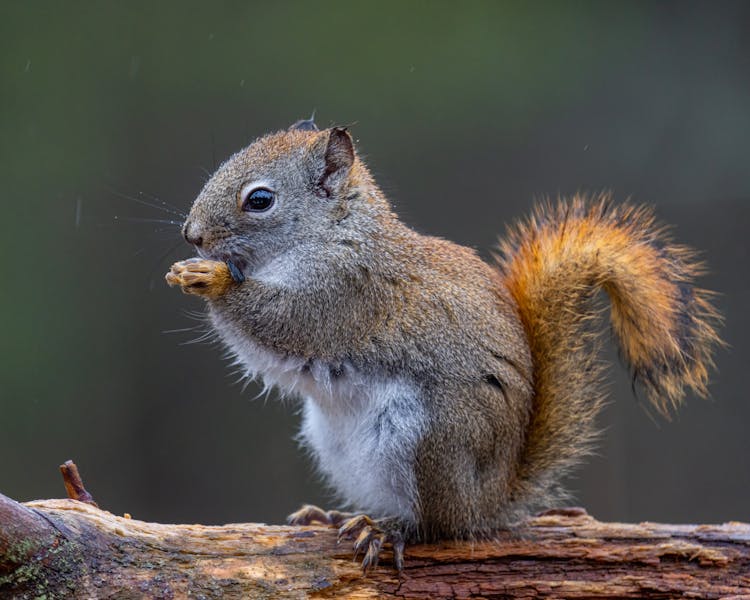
[1, 464, 749, 598]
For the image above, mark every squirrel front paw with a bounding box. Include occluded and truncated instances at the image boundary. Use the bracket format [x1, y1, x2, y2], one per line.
[165, 258, 237, 299]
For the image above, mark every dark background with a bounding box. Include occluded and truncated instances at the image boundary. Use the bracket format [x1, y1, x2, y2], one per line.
[1, 1, 748, 526]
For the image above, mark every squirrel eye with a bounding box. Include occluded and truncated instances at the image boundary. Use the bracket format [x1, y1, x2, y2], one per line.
[241, 187, 275, 212]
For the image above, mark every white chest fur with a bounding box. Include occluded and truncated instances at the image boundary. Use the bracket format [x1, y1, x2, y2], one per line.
[299, 376, 424, 522]
[211, 310, 425, 523]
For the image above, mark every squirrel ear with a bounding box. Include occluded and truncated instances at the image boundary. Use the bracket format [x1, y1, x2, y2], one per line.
[324, 127, 354, 173]
[289, 117, 318, 131]
[315, 127, 354, 195]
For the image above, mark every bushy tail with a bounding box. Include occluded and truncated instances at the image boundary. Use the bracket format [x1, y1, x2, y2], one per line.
[495, 194, 722, 505]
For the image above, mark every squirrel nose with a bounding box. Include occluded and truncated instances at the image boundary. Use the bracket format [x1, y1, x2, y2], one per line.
[182, 221, 203, 247]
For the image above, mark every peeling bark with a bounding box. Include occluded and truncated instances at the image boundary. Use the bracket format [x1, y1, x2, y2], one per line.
[1, 493, 749, 599]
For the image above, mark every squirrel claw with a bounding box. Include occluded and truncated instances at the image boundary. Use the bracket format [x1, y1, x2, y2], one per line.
[338, 514, 375, 539]
[338, 515, 406, 573]
[165, 258, 236, 299]
[286, 504, 354, 528]
[288, 508, 405, 570]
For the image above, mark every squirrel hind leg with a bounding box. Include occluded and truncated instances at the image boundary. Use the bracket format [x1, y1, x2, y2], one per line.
[338, 515, 409, 572]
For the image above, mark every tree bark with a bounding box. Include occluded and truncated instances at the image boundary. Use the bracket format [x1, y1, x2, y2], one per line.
[1, 493, 749, 599]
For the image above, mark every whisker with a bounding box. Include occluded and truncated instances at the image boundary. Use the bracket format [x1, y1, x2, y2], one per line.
[125, 229, 180, 256]
[182, 309, 209, 321]
[138, 191, 189, 218]
[113, 216, 183, 226]
[151, 228, 183, 236]
[181, 330, 217, 345]
[107, 186, 187, 218]
[147, 238, 185, 290]
[162, 327, 200, 334]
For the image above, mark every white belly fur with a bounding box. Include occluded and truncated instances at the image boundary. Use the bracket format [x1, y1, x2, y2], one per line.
[211, 311, 424, 523]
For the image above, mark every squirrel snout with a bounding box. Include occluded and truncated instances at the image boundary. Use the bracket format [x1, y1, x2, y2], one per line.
[182, 220, 204, 247]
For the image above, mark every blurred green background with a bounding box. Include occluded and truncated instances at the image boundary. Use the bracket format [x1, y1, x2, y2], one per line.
[1, 1, 748, 526]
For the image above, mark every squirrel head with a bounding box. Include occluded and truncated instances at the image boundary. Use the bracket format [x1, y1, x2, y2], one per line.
[182, 119, 371, 272]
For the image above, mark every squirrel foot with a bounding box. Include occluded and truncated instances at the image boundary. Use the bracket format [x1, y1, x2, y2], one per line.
[165, 258, 236, 299]
[338, 514, 406, 572]
[286, 504, 356, 528]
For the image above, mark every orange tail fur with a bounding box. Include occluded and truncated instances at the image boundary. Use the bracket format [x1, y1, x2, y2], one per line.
[496, 194, 722, 504]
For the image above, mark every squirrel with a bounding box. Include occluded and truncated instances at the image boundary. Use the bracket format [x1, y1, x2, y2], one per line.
[165, 117, 722, 571]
